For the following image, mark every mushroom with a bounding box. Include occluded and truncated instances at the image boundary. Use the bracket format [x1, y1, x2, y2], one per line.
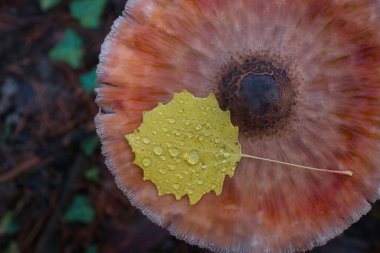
[95, 0, 380, 252]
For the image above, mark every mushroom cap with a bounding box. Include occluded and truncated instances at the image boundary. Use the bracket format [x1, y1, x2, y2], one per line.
[95, 0, 380, 252]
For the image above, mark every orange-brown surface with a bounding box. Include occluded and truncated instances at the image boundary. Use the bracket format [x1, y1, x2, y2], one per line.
[96, 0, 380, 252]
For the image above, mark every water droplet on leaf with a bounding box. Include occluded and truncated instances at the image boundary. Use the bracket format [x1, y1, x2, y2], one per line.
[185, 150, 199, 165]
[142, 158, 151, 167]
[169, 148, 180, 157]
[153, 146, 164, 155]
[142, 137, 150, 144]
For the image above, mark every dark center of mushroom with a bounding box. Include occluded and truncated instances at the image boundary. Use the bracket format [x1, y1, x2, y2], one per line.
[239, 74, 280, 115]
[216, 56, 297, 137]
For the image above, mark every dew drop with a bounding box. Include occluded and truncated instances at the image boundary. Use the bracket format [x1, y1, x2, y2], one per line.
[214, 138, 220, 143]
[135, 136, 141, 140]
[187, 189, 194, 194]
[224, 152, 231, 158]
[142, 137, 150, 144]
[195, 124, 202, 130]
[175, 130, 181, 136]
[201, 164, 208, 169]
[222, 160, 227, 164]
[142, 158, 151, 167]
[184, 120, 190, 126]
[173, 184, 180, 190]
[168, 118, 176, 124]
[169, 147, 180, 157]
[159, 168, 167, 174]
[197, 180, 203, 185]
[185, 150, 199, 165]
[168, 165, 175, 171]
[153, 146, 164, 156]
[199, 136, 205, 141]
[162, 127, 168, 132]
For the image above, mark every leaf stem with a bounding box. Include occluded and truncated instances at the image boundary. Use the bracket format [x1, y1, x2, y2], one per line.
[241, 154, 353, 176]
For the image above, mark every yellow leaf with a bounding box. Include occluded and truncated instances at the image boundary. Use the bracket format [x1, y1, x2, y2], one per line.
[126, 90, 241, 204]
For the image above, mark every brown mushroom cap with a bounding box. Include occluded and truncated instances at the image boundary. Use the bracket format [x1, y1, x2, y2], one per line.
[95, 0, 380, 252]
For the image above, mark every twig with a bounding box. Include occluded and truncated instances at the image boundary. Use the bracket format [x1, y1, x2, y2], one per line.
[0, 157, 48, 183]
[21, 193, 58, 250]
[35, 155, 86, 253]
